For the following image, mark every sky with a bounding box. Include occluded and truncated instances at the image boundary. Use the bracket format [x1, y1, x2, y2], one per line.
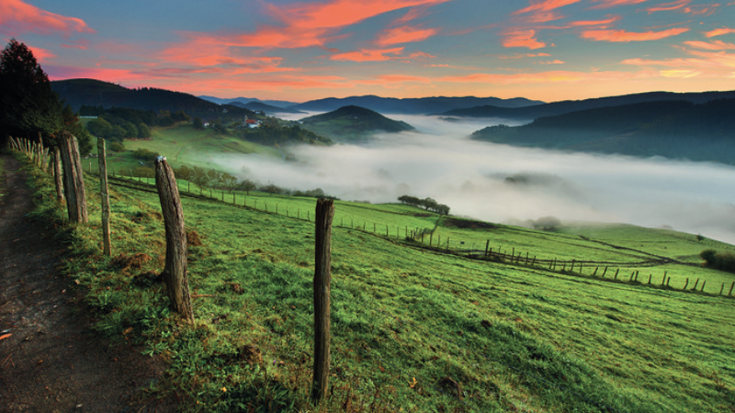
[1, 0, 734, 102]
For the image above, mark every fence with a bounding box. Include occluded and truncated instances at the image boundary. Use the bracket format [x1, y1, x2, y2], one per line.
[104, 171, 735, 299]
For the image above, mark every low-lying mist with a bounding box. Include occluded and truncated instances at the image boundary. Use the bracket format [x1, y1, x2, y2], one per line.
[213, 114, 735, 244]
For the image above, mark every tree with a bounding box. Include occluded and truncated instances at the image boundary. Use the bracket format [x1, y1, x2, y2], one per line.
[192, 117, 204, 130]
[137, 123, 151, 139]
[86, 117, 113, 138]
[237, 179, 256, 195]
[0, 39, 63, 147]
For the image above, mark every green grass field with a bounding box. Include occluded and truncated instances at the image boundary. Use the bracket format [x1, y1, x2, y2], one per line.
[17, 145, 735, 412]
[84, 124, 282, 175]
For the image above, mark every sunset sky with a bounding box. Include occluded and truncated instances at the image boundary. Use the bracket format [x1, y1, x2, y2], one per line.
[2, 0, 734, 102]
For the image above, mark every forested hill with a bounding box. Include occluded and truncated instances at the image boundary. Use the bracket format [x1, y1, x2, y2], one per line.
[292, 95, 544, 114]
[51, 78, 255, 118]
[300, 105, 413, 141]
[471, 98, 735, 163]
[443, 90, 735, 121]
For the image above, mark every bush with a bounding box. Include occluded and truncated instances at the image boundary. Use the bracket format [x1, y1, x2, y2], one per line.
[132, 148, 160, 162]
[110, 142, 125, 152]
[700, 249, 735, 273]
[532, 216, 562, 232]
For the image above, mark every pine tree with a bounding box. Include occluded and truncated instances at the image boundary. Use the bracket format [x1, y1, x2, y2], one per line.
[0, 39, 63, 147]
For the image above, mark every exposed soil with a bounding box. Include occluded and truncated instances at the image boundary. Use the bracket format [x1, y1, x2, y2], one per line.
[0, 154, 177, 413]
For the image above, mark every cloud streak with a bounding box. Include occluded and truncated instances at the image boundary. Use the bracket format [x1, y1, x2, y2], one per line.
[0, 0, 94, 36]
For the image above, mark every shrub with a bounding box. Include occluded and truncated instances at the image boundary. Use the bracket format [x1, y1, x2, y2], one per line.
[700, 249, 735, 273]
[109, 142, 125, 152]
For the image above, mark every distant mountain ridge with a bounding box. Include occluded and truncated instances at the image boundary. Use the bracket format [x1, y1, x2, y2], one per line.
[228, 101, 305, 114]
[199, 95, 299, 109]
[443, 90, 735, 121]
[291, 95, 544, 114]
[471, 98, 735, 163]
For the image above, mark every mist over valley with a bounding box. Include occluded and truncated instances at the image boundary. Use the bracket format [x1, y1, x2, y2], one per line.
[210, 112, 735, 244]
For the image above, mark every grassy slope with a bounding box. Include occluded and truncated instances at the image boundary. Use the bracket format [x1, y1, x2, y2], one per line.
[84, 124, 282, 174]
[27, 157, 732, 413]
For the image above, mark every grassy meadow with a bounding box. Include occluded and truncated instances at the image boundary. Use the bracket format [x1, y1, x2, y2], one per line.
[15, 140, 734, 413]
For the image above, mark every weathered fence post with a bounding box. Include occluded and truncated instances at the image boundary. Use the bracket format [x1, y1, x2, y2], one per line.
[729, 281, 735, 296]
[692, 278, 699, 291]
[98, 138, 111, 256]
[58, 131, 88, 223]
[312, 199, 334, 403]
[701, 280, 706, 292]
[720, 283, 725, 295]
[52, 146, 64, 204]
[154, 156, 194, 322]
[684, 278, 689, 290]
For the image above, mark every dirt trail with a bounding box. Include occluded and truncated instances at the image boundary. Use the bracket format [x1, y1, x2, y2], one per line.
[0, 154, 176, 413]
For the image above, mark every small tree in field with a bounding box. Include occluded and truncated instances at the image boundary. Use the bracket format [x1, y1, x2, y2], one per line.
[237, 179, 256, 195]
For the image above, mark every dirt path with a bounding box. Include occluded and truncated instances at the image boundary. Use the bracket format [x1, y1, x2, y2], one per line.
[0, 154, 177, 413]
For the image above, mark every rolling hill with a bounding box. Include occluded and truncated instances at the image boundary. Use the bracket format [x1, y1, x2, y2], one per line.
[444, 89, 735, 121]
[299, 105, 413, 141]
[471, 98, 735, 162]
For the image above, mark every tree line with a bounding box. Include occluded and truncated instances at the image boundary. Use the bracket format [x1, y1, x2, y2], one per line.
[397, 195, 450, 215]
[0, 39, 92, 155]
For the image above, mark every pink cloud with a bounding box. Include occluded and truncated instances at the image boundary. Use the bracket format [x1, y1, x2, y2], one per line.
[438, 70, 648, 85]
[498, 52, 552, 59]
[0, 0, 94, 36]
[376, 26, 439, 46]
[513, 0, 583, 15]
[539, 59, 566, 64]
[589, 0, 651, 9]
[581, 27, 689, 41]
[646, 0, 691, 13]
[682, 40, 735, 50]
[27, 45, 55, 62]
[705, 27, 735, 37]
[331, 47, 405, 62]
[622, 50, 735, 69]
[502, 29, 547, 49]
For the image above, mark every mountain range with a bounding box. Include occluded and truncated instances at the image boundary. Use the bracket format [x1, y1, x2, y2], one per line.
[471, 98, 735, 163]
[441, 90, 735, 120]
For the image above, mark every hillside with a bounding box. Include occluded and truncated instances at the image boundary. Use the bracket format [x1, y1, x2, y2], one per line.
[292, 95, 544, 114]
[444, 89, 735, 121]
[18, 148, 735, 412]
[51, 78, 255, 119]
[471, 98, 735, 162]
[299, 105, 414, 141]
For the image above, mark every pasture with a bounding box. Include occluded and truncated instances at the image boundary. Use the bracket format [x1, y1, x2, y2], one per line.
[24, 160, 734, 413]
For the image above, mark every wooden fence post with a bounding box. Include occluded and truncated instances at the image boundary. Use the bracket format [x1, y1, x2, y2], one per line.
[692, 278, 699, 290]
[97, 138, 111, 256]
[58, 131, 88, 223]
[729, 281, 735, 296]
[312, 199, 334, 403]
[684, 278, 689, 290]
[154, 156, 194, 322]
[52, 147, 64, 204]
[701, 280, 706, 292]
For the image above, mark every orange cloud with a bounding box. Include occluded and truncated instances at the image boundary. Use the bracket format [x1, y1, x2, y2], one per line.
[565, 15, 622, 27]
[502, 29, 547, 49]
[0, 0, 94, 36]
[439, 70, 648, 85]
[497, 52, 552, 59]
[683, 40, 735, 50]
[622, 50, 735, 69]
[331, 47, 405, 62]
[705, 27, 735, 37]
[376, 26, 439, 46]
[646, 0, 690, 13]
[28, 45, 55, 62]
[589, 0, 650, 8]
[513, 0, 583, 15]
[581, 27, 689, 41]
[539, 59, 566, 64]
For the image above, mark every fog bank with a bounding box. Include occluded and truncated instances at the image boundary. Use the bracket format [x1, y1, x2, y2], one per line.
[213, 115, 735, 244]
